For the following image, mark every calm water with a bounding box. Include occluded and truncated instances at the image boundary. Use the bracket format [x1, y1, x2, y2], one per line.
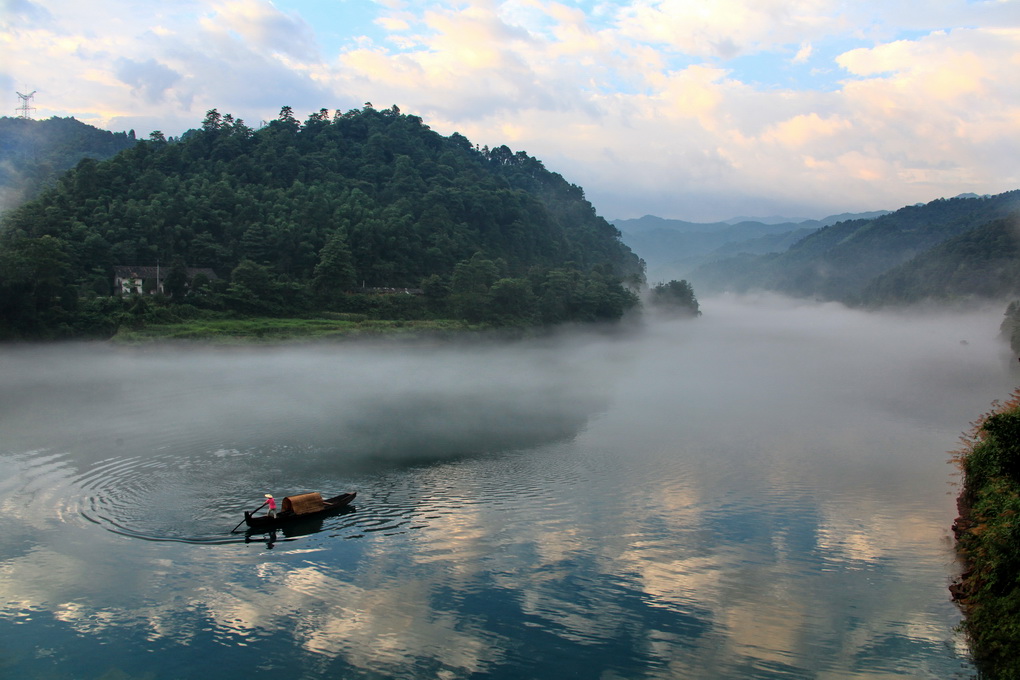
[1, 295, 1014, 679]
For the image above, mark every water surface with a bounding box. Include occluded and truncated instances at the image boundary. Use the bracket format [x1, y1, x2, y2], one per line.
[1, 295, 1011, 678]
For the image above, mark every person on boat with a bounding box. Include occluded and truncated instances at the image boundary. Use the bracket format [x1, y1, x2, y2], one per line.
[265, 493, 277, 518]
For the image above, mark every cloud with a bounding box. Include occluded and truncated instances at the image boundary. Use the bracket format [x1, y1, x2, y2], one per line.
[114, 56, 181, 103]
[614, 0, 845, 58]
[793, 41, 813, 63]
[201, 0, 320, 61]
[761, 112, 853, 147]
[335, 3, 578, 119]
[837, 28, 1012, 102]
[0, 0, 54, 28]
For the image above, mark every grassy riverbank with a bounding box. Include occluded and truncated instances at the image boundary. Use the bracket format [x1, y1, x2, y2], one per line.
[110, 314, 490, 344]
[952, 389, 1020, 679]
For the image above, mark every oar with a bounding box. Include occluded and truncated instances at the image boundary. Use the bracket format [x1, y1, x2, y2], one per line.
[231, 500, 268, 533]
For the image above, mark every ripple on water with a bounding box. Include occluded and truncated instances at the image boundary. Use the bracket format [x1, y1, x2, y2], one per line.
[0, 442, 366, 544]
[1, 450, 88, 532]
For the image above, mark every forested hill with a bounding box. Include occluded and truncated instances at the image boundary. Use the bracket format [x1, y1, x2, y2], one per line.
[860, 216, 1020, 306]
[0, 116, 137, 212]
[0, 105, 644, 339]
[688, 191, 1020, 305]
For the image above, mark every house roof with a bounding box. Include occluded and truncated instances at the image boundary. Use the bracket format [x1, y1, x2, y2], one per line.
[114, 266, 218, 280]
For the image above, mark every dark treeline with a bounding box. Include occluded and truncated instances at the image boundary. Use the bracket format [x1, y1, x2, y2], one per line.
[1000, 300, 1020, 358]
[647, 279, 700, 317]
[0, 116, 137, 211]
[0, 105, 645, 339]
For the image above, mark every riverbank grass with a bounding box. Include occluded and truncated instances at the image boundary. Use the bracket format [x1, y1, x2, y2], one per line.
[110, 315, 484, 344]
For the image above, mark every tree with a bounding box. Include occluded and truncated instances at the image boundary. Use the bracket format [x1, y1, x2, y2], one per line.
[240, 223, 274, 265]
[163, 257, 189, 299]
[451, 253, 502, 321]
[0, 235, 73, 337]
[312, 230, 357, 301]
[538, 267, 581, 323]
[202, 109, 223, 131]
[489, 277, 535, 323]
[225, 260, 283, 314]
[648, 280, 700, 316]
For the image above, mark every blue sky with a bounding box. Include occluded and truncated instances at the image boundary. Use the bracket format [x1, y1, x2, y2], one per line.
[3, 0, 1020, 221]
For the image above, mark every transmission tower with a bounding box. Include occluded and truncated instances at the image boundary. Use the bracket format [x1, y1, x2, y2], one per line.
[16, 90, 37, 119]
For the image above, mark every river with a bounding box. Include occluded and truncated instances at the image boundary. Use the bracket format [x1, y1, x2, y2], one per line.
[0, 295, 1012, 679]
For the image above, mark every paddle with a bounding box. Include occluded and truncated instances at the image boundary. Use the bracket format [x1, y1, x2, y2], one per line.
[231, 500, 268, 533]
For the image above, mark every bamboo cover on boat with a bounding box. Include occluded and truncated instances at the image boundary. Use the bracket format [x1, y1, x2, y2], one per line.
[282, 492, 325, 515]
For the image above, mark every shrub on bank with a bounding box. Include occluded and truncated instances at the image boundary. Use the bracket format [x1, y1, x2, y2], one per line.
[952, 389, 1020, 679]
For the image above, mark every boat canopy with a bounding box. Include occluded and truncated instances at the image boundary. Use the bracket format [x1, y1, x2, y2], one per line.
[282, 492, 325, 515]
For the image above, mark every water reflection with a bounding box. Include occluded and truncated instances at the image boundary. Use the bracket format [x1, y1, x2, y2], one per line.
[1, 298, 1010, 678]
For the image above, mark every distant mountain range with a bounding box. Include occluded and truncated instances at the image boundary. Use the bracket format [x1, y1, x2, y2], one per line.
[613, 211, 890, 284]
[631, 192, 1020, 306]
[617, 192, 1020, 307]
[615, 210, 890, 234]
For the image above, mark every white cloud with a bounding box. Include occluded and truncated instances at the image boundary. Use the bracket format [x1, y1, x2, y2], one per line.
[793, 41, 813, 63]
[200, 0, 320, 61]
[614, 0, 845, 58]
[114, 57, 181, 103]
[0, 0, 54, 28]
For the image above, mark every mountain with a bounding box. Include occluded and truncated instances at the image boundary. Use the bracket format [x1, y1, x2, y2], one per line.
[811, 210, 891, 227]
[618, 220, 812, 283]
[613, 210, 891, 283]
[689, 191, 1020, 304]
[613, 210, 889, 234]
[0, 116, 138, 213]
[613, 215, 736, 234]
[859, 216, 1020, 305]
[0, 105, 643, 339]
[722, 215, 811, 225]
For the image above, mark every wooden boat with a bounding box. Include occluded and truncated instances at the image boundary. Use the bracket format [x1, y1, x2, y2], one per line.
[243, 491, 356, 531]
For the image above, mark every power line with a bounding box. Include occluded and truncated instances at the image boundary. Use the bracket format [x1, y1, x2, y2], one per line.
[16, 90, 37, 119]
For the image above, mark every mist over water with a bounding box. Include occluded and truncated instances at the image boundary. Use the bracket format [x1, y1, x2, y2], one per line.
[1, 295, 1014, 678]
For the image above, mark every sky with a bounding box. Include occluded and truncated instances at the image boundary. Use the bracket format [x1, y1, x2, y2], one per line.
[2, 0, 1020, 222]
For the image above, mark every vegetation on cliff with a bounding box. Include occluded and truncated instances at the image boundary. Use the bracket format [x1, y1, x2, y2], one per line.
[952, 390, 1020, 679]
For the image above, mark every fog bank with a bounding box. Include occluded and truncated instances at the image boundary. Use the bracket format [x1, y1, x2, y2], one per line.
[1, 294, 1014, 473]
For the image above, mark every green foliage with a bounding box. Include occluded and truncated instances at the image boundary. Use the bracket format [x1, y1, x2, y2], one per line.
[0, 106, 643, 338]
[954, 391, 1020, 679]
[163, 257, 189, 299]
[692, 193, 1020, 305]
[489, 277, 536, 324]
[312, 230, 357, 304]
[109, 315, 481, 344]
[1001, 300, 1020, 358]
[0, 116, 137, 211]
[861, 217, 1020, 306]
[0, 234, 75, 338]
[648, 279, 701, 316]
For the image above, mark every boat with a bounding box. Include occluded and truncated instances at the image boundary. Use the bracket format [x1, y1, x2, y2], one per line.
[242, 491, 357, 531]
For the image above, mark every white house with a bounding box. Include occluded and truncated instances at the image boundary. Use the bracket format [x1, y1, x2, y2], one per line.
[113, 265, 218, 295]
